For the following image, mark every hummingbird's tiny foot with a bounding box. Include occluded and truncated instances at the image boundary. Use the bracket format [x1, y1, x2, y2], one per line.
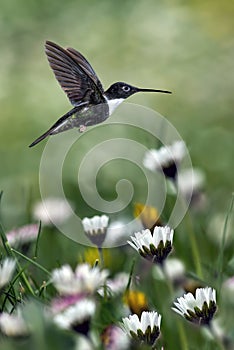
[79, 125, 86, 133]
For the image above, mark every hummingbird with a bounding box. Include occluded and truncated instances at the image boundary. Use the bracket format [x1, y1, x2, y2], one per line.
[29, 41, 171, 147]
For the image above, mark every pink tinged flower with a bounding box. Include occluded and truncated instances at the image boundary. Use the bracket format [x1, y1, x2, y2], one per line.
[82, 215, 109, 247]
[102, 325, 130, 350]
[143, 140, 186, 180]
[51, 294, 85, 314]
[128, 226, 174, 264]
[122, 311, 162, 346]
[0, 258, 16, 289]
[51, 263, 108, 295]
[222, 276, 234, 304]
[0, 310, 29, 337]
[6, 224, 39, 247]
[172, 287, 217, 325]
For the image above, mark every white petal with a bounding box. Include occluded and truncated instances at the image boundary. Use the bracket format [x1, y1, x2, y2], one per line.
[0, 259, 16, 288]
[212, 288, 216, 303]
[195, 288, 205, 309]
[183, 293, 197, 310]
[82, 215, 109, 234]
[100, 215, 109, 228]
[0, 311, 28, 336]
[127, 240, 139, 251]
[124, 314, 140, 334]
[140, 311, 151, 333]
[173, 300, 187, 315]
[172, 306, 184, 316]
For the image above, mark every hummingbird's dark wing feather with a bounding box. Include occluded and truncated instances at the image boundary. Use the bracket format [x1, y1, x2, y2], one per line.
[66, 47, 104, 94]
[45, 41, 105, 106]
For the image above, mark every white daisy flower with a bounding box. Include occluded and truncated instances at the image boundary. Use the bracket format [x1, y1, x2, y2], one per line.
[128, 226, 174, 264]
[177, 168, 205, 196]
[105, 220, 129, 246]
[177, 168, 207, 210]
[163, 258, 185, 282]
[122, 311, 161, 346]
[33, 197, 72, 226]
[75, 263, 109, 293]
[6, 224, 39, 247]
[105, 219, 142, 247]
[99, 272, 129, 297]
[0, 258, 16, 289]
[143, 140, 186, 179]
[153, 258, 185, 284]
[51, 265, 76, 295]
[82, 215, 109, 247]
[0, 310, 29, 337]
[51, 263, 108, 295]
[75, 336, 94, 350]
[54, 299, 96, 335]
[172, 287, 217, 325]
[106, 272, 129, 295]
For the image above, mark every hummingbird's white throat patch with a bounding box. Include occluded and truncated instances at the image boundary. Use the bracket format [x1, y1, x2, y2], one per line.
[106, 98, 124, 115]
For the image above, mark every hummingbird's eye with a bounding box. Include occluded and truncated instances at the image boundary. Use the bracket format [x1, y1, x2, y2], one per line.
[122, 85, 131, 92]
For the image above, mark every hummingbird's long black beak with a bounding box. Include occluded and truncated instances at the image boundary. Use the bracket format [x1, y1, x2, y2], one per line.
[137, 88, 172, 94]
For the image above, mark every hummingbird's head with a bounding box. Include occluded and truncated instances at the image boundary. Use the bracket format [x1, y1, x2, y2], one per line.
[105, 82, 139, 100]
[105, 82, 171, 100]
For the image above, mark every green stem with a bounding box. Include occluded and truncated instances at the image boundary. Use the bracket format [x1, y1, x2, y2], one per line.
[0, 223, 35, 296]
[34, 221, 42, 259]
[176, 186, 203, 279]
[161, 264, 189, 350]
[98, 246, 104, 268]
[125, 258, 136, 292]
[11, 248, 51, 276]
[208, 323, 226, 350]
[217, 193, 234, 293]
[10, 246, 35, 296]
[185, 211, 203, 279]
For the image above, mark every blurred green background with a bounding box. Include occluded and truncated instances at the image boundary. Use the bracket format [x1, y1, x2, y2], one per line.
[0, 0, 233, 226]
[0, 1, 234, 349]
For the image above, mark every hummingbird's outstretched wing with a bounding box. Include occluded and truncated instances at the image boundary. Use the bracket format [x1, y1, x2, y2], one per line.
[45, 41, 106, 106]
[66, 46, 104, 94]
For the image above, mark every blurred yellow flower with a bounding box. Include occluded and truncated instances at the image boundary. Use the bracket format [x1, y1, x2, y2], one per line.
[80, 247, 111, 267]
[134, 202, 162, 231]
[124, 290, 149, 317]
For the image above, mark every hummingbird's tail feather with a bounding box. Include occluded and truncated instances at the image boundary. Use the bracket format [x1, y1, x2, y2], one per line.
[29, 129, 54, 148]
[29, 106, 80, 147]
